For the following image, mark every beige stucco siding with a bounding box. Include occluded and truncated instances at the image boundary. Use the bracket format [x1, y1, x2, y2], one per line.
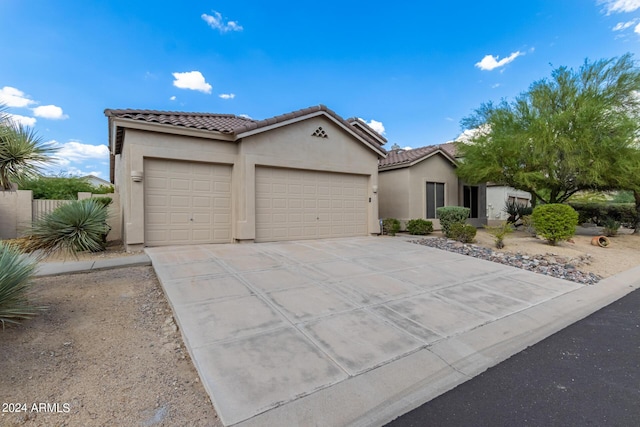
[379, 153, 459, 229]
[114, 115, 381, 249]
[378, 168, 410, 220]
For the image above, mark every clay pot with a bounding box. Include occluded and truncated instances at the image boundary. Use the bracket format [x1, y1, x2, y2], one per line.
[591, 235, 610, 247]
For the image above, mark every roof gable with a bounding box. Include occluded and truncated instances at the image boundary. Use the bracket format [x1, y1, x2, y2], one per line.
[378, 144, 457, 171]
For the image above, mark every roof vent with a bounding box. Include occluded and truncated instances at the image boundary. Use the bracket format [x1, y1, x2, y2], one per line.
[312, 126, 328, 138]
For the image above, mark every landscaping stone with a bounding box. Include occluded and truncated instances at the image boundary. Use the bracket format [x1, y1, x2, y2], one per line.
[413, 238, 601, 285]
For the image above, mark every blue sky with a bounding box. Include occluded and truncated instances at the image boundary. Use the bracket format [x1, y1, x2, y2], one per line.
[1, 0, 640, 180]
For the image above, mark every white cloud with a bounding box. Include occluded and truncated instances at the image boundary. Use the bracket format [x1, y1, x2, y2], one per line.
[475, 51, 523, 71]
[634, 22, 640, 33]
[492, 83, 501, 88]
[0, 86, 36, 108]
[51, 141, 109, 166]
[613, 19, 637, 30]
[219, 93, 235, 99]
[239, 114, 252, 119]
[32, 104, 68, 120]
[455, 126, 491, 143]
[599, 0, 640, 14]
[201, 11, 243, 33]
[5, 113, 36, 127]
[169, 96, 176, 101]
[172, 71, 212, 94]
[358, 118, 385, 135]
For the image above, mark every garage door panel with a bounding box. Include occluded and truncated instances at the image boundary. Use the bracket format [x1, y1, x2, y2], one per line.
[255, 167, 368, 242]
[145, 159, 232, 246]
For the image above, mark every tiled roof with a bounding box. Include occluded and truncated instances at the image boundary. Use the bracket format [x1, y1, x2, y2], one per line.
[105, 105, 386, 150]
[379, 144, 457, 170]
[106, 105, 387, 182]
[103, 109, 255, 134]
[439, 141, 458, 158]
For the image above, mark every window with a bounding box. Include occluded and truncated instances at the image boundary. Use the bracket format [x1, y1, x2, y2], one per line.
[464, 185, 479, 218]
[426, 182, 445, 218]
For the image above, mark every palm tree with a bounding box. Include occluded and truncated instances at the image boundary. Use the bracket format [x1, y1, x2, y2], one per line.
[0, 104, 56, 190]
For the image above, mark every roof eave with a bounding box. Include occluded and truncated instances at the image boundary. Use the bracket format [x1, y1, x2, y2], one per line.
[379, 149, 458, 171]
[109, 117, 237, 155]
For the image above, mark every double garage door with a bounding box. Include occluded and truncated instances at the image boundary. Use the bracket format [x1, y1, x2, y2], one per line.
[144, 159, 368, 246]
[255, 167, 368, 242]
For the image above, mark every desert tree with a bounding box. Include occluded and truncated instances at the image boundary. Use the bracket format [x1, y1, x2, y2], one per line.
[456, 54, 640, 206]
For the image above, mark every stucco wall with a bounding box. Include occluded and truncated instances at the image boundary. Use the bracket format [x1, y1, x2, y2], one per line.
[0, 189, 32, 239]
[379, 154, 458, 230]
[378, 168, 409, 220]
[115, 115, 381, 248]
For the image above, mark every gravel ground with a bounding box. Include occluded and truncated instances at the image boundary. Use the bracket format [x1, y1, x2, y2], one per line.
[414, 237, 602, 284]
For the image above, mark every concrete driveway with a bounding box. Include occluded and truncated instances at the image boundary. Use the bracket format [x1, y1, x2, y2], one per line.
[146, 237, 634, 426]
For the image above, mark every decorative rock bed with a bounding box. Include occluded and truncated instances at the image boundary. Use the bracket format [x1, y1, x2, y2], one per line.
[413, 237, 601, 285]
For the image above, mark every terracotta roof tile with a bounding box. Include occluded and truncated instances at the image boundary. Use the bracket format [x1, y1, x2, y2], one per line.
[104, 109, 255, 134]
[105, 105, 386, 153]
[379, 144, 457, 169]
[106, 106, 387, 183]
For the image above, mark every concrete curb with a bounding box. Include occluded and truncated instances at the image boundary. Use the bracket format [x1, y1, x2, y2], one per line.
[34, 254, 151, 276]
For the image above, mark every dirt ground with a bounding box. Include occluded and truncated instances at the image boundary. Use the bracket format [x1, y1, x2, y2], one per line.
[0, 266, 221, 427]
[469, 227, 640, 278]
[1, 229, 637, 426]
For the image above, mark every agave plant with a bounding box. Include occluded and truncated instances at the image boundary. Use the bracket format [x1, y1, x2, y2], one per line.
[0, 106, 56, 190]
[0, 241, 44, 328]
[25, 199, 109, 257]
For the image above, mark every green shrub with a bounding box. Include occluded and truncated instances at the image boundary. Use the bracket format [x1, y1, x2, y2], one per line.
[406, 219, 433, 235]
[531, 204, 579, 245]
[24, 199, 110, 256]
[611, 191, 634, 204]
[382, 218, 401, 236]
[90, 196, 113, 208]
[19, 176, 113, 199]
[603, 218, 621, 237]
[436, 206, 470, 236]
[567, 202, 636, 228]
[485, 221, 513, 249]
[0, 242, 44, 328]
[448, 223, 477, 243]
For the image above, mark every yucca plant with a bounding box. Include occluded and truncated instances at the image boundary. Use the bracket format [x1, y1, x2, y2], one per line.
[0, 241, 44, 328]
[0, 105, 56, 190]
[24, 199, 109, 257]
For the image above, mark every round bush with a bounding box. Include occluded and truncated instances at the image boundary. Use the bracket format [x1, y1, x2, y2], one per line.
[382, 218, 401, 236]
[531, 204, 579, 245]
[436, 206, 470, 235]
[447, 223, 477, 243]
[406, 219, 433, 235]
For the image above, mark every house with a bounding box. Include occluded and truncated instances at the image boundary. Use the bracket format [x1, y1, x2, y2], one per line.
[378, 142, 487, 229]
[105, 105, 387, 250]
[486, 184, 532, 225]
[82, 174, 112, 188]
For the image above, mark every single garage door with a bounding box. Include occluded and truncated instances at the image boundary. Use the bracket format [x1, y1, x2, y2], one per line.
[144, 158, 232, 246]
[255, 167, 368, 242]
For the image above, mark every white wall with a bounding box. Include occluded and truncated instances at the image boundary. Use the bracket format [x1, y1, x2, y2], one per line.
[486, 186, 531, 221]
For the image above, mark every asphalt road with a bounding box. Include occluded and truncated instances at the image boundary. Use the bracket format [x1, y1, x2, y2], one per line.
[386, 287, 640, 427]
